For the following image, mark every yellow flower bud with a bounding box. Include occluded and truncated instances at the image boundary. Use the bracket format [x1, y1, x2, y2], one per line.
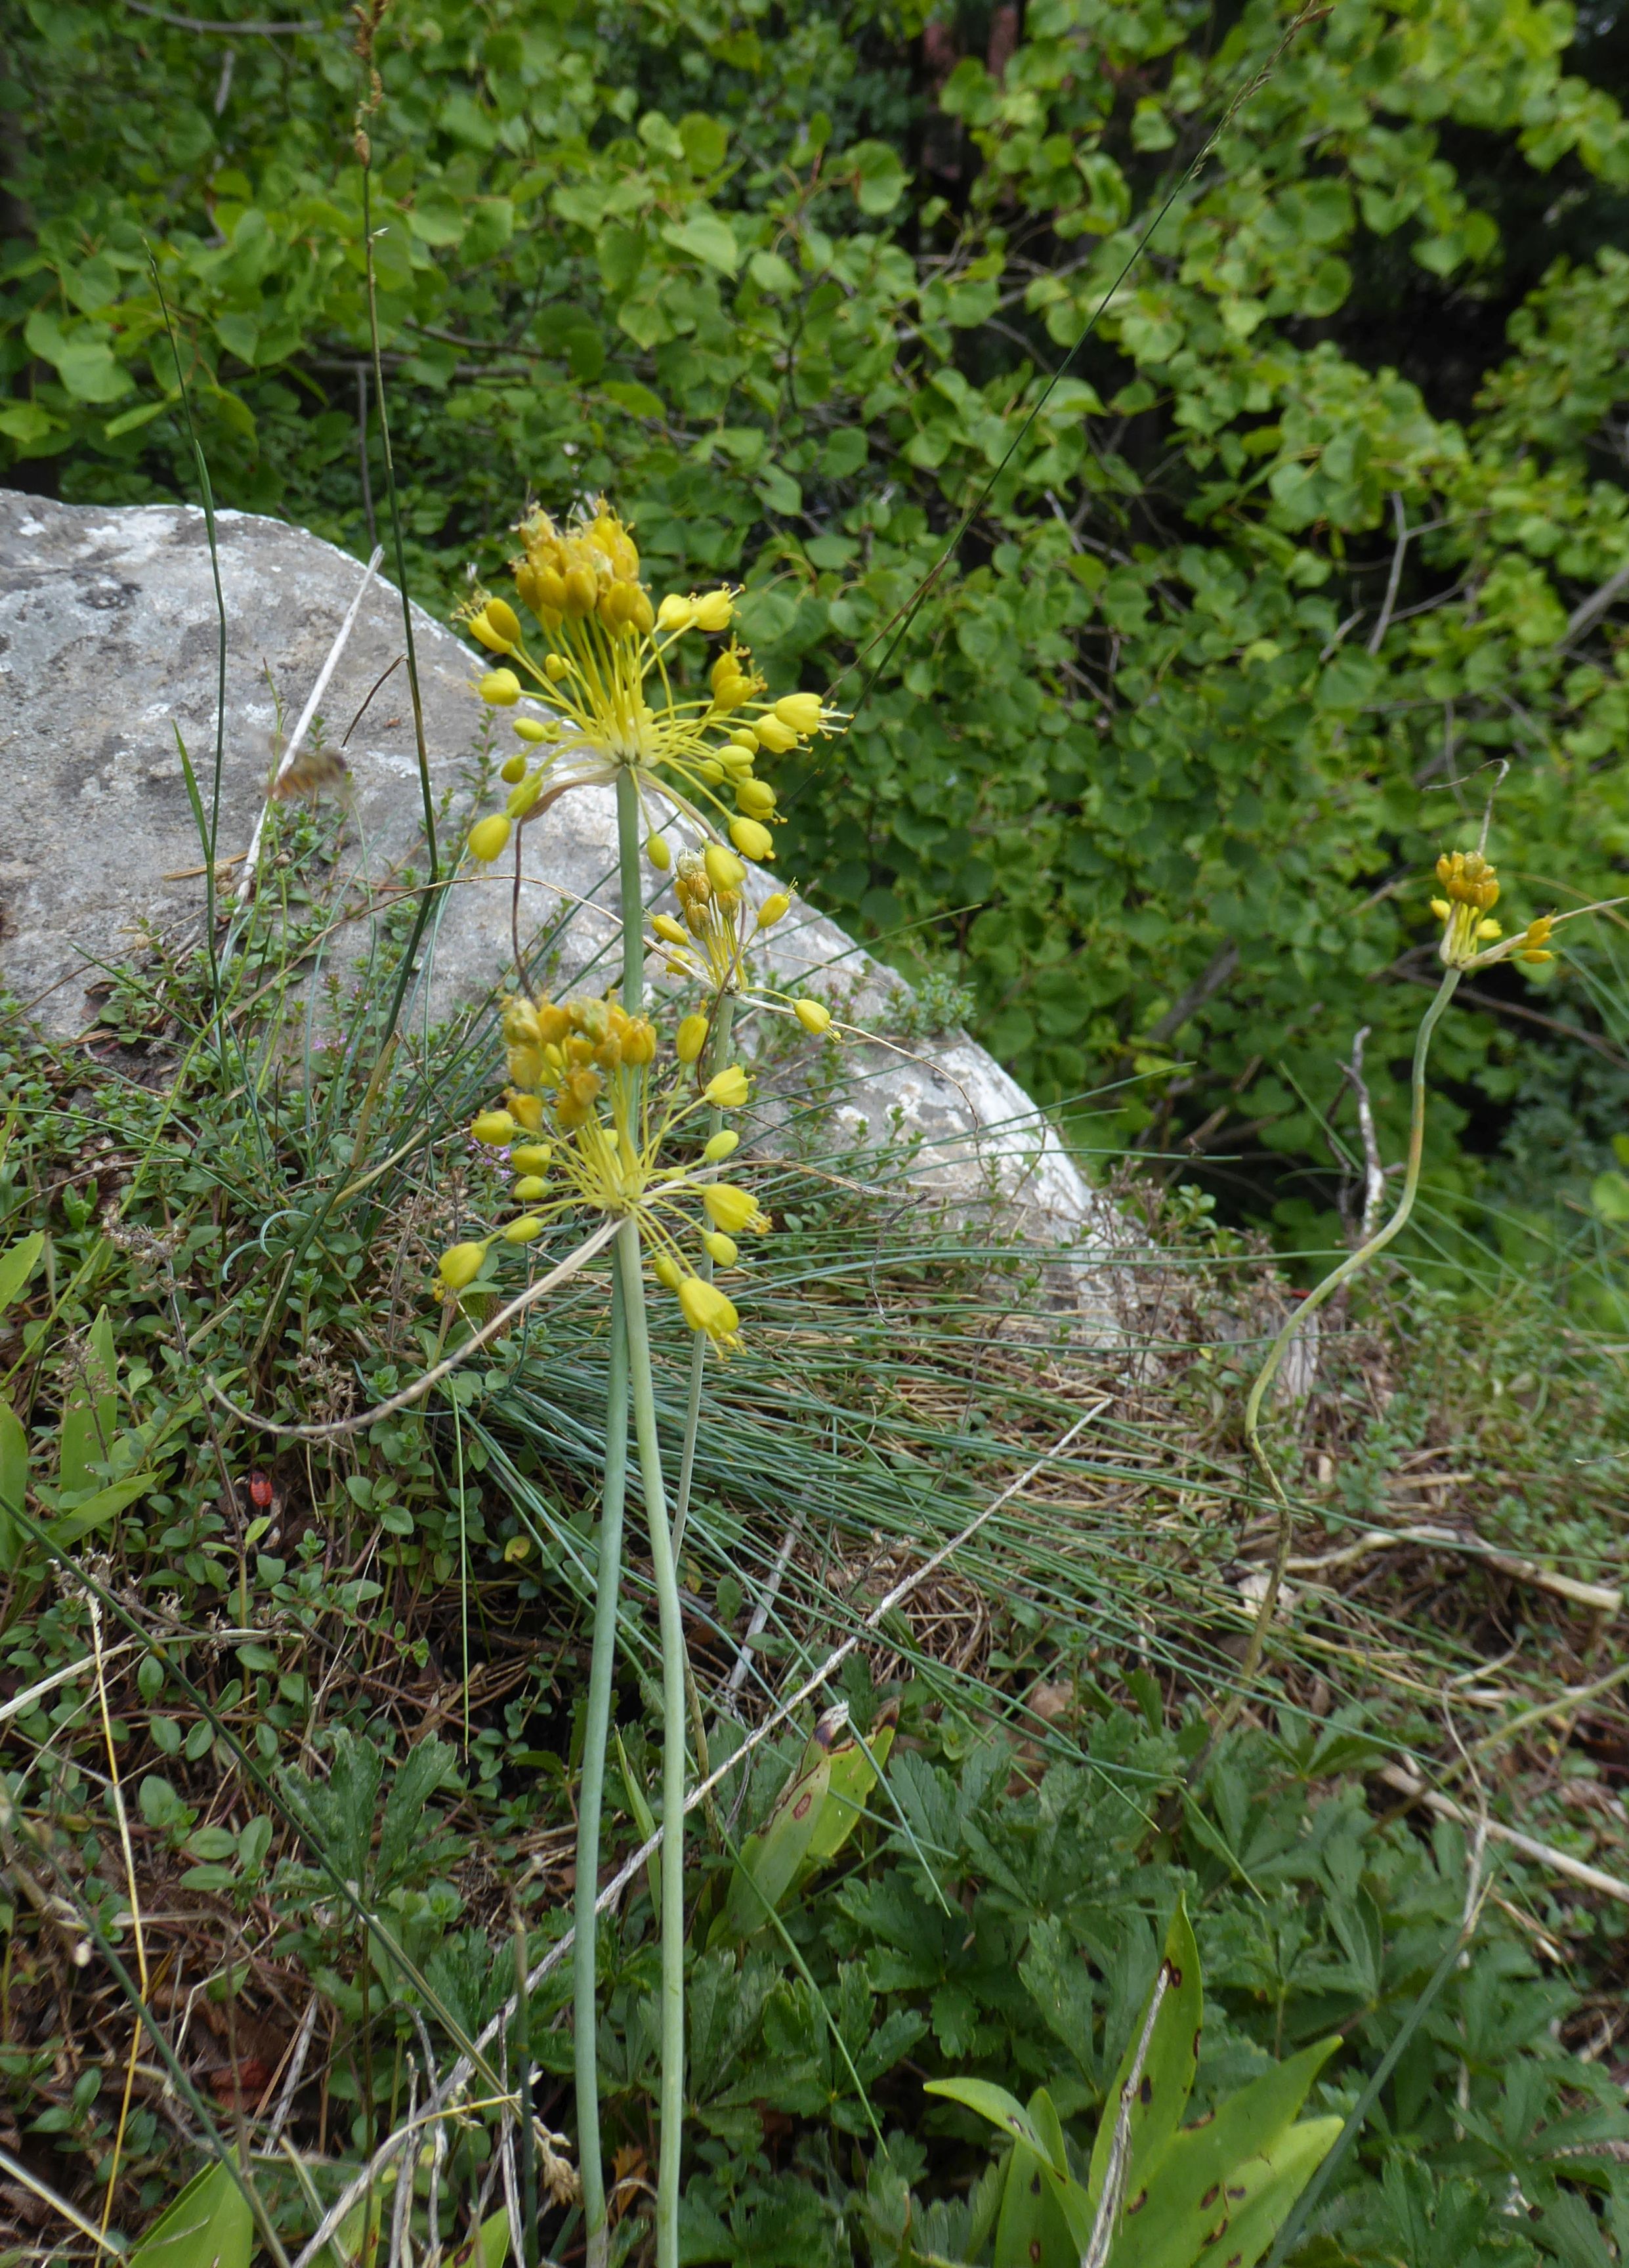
[677, 1274, 740, 1342]
[1430, 897, 1451, 922]
[500, 754, 528, 784]
[757, 892, 791, 928]
[736, 778, 776, 818]
[503, 1215, 545, 1243]
[486, 597, 522, 645]
[480, 669, 521, 706]
[657, 593, 695, 632]
[536, 1001, 572, 1044]
[702, 1182, 767, 1234]
[704, 1065, 750, 1109]
[470, 610, 514, 654]
[774, 691, 823, 736]
[1475, 917, 1502, 940]
[471, 1108, 518, 1146]
[469, 813, 514, 863]
[508, 1091, 545, 1132]
[654, 1253, 684, 1291]
[621, 1016, 658, 1066]
[676, 1013, 710, 1065]
[529, 565, 568, 615]
[562, 565, 598, 617]
[647, 832, 671, 871]
[510, 1143, 552, 1174]
[729, 817, 775, 863]
[702, 1230, 738, 1268]
[754, 716, 797, 754]
[544, 653, 569, 681]
[436, 1241, 488, 1293]
[511, 1174, 547, 1201]
[507, 773, 543, 819]
[794, 998, 832, 1035]
[653, 914, 689, 947]
[729, 727, 760, 754]
[692, 589, 734, 633]
[704, 844, 746, 891]
[702, 1129, 740, 1163]
[513, 716, 551, 742]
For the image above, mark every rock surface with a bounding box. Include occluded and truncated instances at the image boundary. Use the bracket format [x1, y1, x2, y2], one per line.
[0, 492, 1117, 1268]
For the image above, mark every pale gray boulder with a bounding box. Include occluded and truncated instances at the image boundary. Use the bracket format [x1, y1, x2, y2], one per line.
[0, 492, 1117, 1273]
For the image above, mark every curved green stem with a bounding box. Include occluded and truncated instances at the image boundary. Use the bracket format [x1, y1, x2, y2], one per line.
[573, 1277, 629, 2268]
[614, 1219, 688, 2268]
[672, 989, 735, 1558]
[1200, 968, 1461, 1778]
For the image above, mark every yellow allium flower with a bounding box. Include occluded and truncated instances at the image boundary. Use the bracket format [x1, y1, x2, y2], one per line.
[444, 989, 773, 1347]
[455, 496, 844, 870]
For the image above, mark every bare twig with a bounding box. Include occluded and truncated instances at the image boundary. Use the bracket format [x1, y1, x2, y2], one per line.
[1561, 556, 1629, 647]
[237, 545, 383, 900]
[1345, 1026, 1385, 1239]
[1286, 1523, 1621, 1616]
[123, 0, 323, 28]
[209, 1219, 619, 1439]
[1366, 491, 1409, 656]
[1082, 1964, 1171, 2268]
[1379, 1765, 1629, 1906]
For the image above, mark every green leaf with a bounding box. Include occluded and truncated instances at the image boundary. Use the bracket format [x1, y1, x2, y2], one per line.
[617, 1729, 662, 1912]
[128, 2158, 253, 2268]
[60, 1308, 118, 1494]
[718, 1719, 837, 1940]
[661, 209, 738, 274]
[805, 1699, 897, 1865]
[925, 2078, 1061, 2168]
[447, 2206, 511, 2268]
[1187, 2116, 1343, 2268]
[1088, 1896, 1203, 2208]
[49, 1474, 154, 1547]
[0, 1234, 43, 1317]
[1112, 2040, 1342, 2268]
[849, 138, 908, 215]
[1590, 1170, 1629, 1222]
[0, 1399, 30, 1575]
[104, 398, 171, 440]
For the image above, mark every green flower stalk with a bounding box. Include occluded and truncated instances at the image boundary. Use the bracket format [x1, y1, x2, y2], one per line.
[1205, 844, 1578, 1774]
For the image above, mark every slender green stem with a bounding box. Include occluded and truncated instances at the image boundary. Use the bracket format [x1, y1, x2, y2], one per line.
[1194, 967, 1462, 1783]
[672, 989, 735, 1557]
[515, 1918, 538, 2268]
[614, 1219, 688, 2268]
[616, 769, 644, 1010]
[573, 1277, 629, 2268]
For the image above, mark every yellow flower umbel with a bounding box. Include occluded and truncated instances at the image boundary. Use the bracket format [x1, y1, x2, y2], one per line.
[435, 990, 770, 1347]
[1430, 849, 1504, 968]
[648, 852, 836, 1038]
[457, 500, 843, 873]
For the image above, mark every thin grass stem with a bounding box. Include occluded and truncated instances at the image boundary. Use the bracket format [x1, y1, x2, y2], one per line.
[573, 1275, 629, 2268]
[614, 1218, 687, 2268]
